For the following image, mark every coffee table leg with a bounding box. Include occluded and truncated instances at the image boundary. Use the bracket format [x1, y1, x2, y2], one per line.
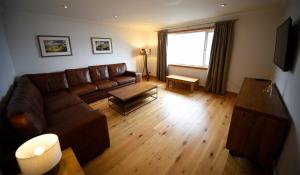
[123, 105, 127, 116]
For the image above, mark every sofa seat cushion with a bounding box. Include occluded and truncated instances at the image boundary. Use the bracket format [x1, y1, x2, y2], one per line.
[45, 103, 92, 127]
[112, 76, 136, 85]
[44, 91, 82, 114]
[94, 80, 118, 90]
[69, 84, 98, 96]
[45, 103, 92, 147]
[45, 103, 109, 162]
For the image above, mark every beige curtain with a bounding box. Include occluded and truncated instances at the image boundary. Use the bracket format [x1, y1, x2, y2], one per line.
[205, 20, 235, 94]
[157, 30, 168, 82]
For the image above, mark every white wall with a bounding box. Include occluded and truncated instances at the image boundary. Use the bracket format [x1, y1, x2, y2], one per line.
[3, 12, 154, 75]
[0, 11, 15, 175]
[0, 12, 15, 100]
[149, 7, 281, 93]
[135, 31, 157, 75]
[227, 7, 282, 92]
[272, 0, 300, 174]
[0, 7, 14, 175]
[4, 8, 281, 94]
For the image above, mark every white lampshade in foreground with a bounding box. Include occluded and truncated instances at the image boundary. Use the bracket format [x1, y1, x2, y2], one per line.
[15, 134, 62, 175]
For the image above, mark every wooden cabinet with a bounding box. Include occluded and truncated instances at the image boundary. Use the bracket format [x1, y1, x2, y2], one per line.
[226, 78, 290, 169]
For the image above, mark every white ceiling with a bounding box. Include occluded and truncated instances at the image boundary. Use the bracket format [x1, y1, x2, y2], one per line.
[3, 0, 282, 29]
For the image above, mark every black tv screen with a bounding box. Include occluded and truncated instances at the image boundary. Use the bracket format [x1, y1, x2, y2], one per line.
[274, 17, 292, 71]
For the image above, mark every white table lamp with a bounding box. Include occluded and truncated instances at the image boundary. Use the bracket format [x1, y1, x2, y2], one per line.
[15, 134, 62, 175]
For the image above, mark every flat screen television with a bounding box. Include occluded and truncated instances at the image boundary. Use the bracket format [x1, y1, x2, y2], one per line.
[274, 17, 292, 71]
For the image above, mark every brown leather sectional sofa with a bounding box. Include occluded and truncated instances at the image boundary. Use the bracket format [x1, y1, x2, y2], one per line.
[28, 63, 136, 104]
[1, 63, 136, 174]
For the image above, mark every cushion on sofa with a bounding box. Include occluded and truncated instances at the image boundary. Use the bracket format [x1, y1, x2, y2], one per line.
[89, 65, 110, 82]
[6, 76, 46, 139]
[45, 103, 110, 163]
[66, 68, 92, 86]
[94, 80, 118, 90]
[108, 63, 127, 77]
[69, 84, 98, 96]
[45, 103, 92, 127]
[28, 72, 69, 94]
[44, 91, 83, 114]
[112, 76, 136, 85]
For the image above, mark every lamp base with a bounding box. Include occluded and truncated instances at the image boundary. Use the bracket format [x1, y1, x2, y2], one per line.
[44, 164, 59, 175]
[142, 55, 150, 81]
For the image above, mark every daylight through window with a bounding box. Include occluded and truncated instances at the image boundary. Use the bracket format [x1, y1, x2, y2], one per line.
[167, 29, 214, 67]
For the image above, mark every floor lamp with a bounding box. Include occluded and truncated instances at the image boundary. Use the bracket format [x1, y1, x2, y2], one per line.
[140, 48, 151, 81]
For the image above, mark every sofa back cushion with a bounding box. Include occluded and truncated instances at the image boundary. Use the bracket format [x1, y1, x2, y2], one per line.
[65, 68, 91, 86]
[6, 76, 46, 139]
[108, 63, 127, 77]
[28, 72, 69, 94]
[89, 65, 109, 82]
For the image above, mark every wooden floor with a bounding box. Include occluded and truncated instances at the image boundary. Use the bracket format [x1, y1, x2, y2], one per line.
[84, 80, 270, 175]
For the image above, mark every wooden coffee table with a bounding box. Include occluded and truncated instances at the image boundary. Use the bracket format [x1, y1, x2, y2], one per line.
[108, 83, 158, 116]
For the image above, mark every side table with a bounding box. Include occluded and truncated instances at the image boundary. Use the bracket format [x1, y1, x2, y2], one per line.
[136, 73, 143, 82]
[57, 148, 85, 175]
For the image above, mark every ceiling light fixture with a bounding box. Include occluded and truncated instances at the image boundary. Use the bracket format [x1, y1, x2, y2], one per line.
[220, 4, 227, 7]
[63, 5, 68, 9]
[114, 15, 119, 19]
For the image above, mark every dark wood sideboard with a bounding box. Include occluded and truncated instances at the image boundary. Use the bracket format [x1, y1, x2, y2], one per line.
[226, 78, 290, 169]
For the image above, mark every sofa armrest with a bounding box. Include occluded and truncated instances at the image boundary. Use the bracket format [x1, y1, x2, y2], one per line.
[124, 70, 136, 77]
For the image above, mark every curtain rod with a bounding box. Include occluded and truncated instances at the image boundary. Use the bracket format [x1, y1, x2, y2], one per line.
[168, 26, 215, 34]
[166, 22, 215, 31]
[160, 19, 238, 32]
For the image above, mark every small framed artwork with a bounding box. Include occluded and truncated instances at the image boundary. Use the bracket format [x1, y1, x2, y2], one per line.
[91, 37, 113, 54]
[37, 35, 72, 57]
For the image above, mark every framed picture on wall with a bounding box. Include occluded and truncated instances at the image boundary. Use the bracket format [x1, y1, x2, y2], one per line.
[37, 35, 72, 57]
[91, 37, 113, 54]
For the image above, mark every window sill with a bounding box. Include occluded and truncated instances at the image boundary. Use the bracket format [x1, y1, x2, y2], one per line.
[168, 64, 208, 70]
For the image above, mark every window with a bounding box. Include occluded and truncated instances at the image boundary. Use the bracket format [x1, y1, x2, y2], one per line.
[167, 30, 214, 68]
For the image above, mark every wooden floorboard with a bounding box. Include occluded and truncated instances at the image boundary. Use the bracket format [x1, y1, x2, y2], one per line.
[84, 80, 270, 175]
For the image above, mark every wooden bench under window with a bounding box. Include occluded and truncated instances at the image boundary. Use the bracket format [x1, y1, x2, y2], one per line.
[166, 75, 199, 92]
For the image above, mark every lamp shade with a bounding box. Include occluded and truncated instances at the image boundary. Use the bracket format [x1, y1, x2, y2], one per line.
[15, 134, 62, 175]
[140, 48, 151, 55]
